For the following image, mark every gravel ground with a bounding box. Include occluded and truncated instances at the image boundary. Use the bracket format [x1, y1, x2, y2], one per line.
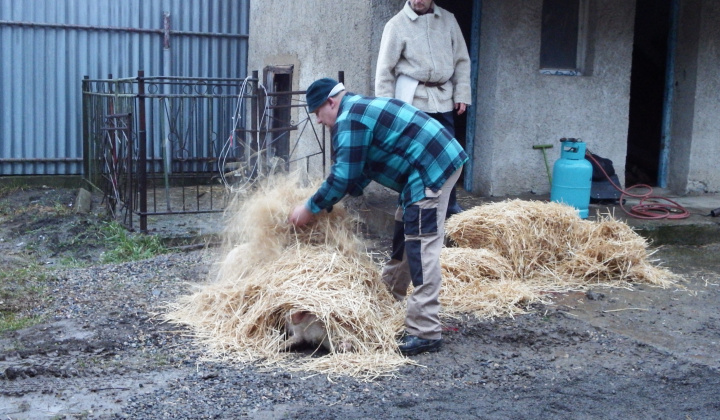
[1, 187, 719, 419]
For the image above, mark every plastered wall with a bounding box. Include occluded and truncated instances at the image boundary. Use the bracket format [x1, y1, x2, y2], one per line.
[668, 0, 701, 193]
[473, 0, 635, 196]
[247, 0, 718, 198]
[672, 0, 720, 193]
[247, 0, 398, 182]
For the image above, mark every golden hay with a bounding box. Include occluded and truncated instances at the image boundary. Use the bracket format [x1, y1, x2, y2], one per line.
[440, 200, 679, 319]
[166, 184, 679, 378]
[164, 175, 408, 379]
[440, 247, 541, 318]
[218, 175, 364, 266]
[440, 247, 510, 283]
[445, 199, 581, 278]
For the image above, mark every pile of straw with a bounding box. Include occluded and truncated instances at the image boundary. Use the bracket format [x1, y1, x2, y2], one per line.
[164, 176, 406, 379]
[440, 199, 679, 318]
[165, 183, 678, 378]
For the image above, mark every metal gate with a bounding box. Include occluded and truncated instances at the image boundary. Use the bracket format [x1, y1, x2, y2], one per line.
[82, 71, 326, 232]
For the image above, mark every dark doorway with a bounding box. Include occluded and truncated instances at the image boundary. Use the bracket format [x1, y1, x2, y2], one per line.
[263, 65, 293, 169]
[434, 0, 474, 183]
[625, 0, 672, 186]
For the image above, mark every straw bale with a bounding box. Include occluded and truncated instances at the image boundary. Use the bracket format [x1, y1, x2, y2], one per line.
[218, 175, 364, 267]
[167, 246, 405, 373]
[166, 185, 679, 377]
[164, 175, 408, 379]
[558, 215, 677, 287]
[445, 199, 579, 249]
[445, 200, 581, 278]
[439, 200, 679, 319]
[440, 247, 510, 282]
[440, 248, 541, 318]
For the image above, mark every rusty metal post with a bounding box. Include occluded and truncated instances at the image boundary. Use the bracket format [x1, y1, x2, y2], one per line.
[82, 76, 91, 184]
[125, 113, 134, 229]
[137, 70, 148, 233]
[257, 70, 268, 177]
[249, 70, 258, 174]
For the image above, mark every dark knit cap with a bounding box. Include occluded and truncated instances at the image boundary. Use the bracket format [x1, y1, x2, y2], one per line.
[306, 78, 341, 113]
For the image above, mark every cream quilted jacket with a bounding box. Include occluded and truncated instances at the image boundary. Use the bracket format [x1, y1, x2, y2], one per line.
[375, 2, 472, 114]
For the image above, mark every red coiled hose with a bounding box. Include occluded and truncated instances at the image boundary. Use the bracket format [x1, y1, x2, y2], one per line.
[585, 153, 690, 220]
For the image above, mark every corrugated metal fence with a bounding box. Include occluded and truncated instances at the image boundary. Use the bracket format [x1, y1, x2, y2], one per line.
[0, 0, 249, 176]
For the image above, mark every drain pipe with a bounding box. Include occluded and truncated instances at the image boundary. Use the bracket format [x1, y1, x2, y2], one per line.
[464, 0, 482, 193]
[658, 0, 679, 188]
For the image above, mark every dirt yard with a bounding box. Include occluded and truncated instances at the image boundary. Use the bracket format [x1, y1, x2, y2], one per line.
[1, 186, 719, 419]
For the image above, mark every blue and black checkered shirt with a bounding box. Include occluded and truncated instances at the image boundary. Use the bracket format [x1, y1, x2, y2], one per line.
[307, 93, 468, 213]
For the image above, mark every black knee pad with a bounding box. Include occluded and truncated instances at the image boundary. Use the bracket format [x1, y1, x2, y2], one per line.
[404, 205, 438, 236]
[406, 239, 424, 287]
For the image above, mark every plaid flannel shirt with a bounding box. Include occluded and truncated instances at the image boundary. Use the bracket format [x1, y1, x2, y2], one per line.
[307, 93, 468, 214]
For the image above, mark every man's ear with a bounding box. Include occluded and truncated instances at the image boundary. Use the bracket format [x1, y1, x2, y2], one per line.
[328, 96, 340, 109]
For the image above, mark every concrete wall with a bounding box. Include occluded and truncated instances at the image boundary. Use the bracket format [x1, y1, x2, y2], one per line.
[474, 0, 635, 196]
[370, 0, 406, 93]
[689, 0, 720, 193]
[668, 0, 701, 193]
[670, 0, 720, 193]
[247, 0, 399, 181]
[248, 0, 718, 198]
[249, 1, 372, 92]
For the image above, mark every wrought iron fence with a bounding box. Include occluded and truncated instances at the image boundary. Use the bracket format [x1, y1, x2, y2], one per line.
[82, 71, 325, 232]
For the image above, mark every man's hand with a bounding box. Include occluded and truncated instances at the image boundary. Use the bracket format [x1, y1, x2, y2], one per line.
[288, 204, 314, 227]
[455, 103, 467, 115]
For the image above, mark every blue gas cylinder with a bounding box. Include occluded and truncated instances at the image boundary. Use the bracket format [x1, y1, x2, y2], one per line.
[550, 138, 593, 218]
